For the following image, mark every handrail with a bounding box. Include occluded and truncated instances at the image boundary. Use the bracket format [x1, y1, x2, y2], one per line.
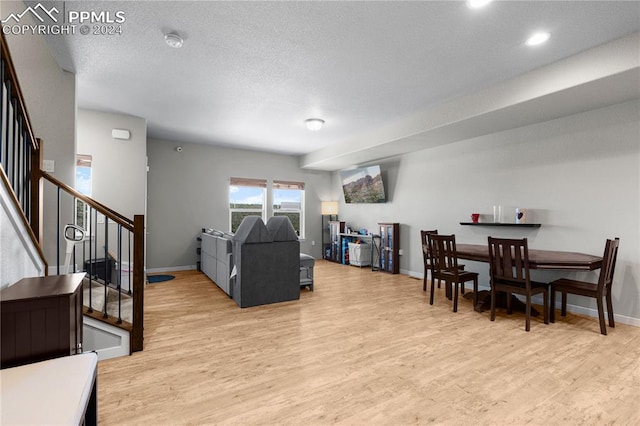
[0, 167, 48, 274]
[0, 32, 38, 152]
[41, 171, 134, 231]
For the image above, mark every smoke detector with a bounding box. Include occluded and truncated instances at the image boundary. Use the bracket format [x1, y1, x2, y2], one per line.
[164, 33, 184, 48]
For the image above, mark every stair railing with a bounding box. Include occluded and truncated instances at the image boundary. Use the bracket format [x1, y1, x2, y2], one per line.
[1, 33, 44, 258]
[41, 171, 145, 352]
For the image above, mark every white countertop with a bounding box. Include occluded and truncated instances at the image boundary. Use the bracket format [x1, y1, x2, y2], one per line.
[1, 352, 98, 425]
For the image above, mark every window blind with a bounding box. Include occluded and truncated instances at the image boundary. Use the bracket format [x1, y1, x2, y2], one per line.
[230, 177, 267, 188]
[76, 154, 92, 168]
[273, 180, 305, 190]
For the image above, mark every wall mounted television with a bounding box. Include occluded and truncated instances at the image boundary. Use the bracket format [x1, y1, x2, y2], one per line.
[339, 165, 386, 203]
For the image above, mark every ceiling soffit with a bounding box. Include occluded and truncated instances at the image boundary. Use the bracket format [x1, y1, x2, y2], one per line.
[300, 33, 640, 171]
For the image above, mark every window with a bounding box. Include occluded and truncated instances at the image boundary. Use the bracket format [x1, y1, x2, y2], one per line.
[75, 154, 92, 232]
[273, 180, 305, 238]
[229, 177, 266, 233]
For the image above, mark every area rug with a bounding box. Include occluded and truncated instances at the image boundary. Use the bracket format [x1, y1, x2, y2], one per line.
[147, 274, 175, 284]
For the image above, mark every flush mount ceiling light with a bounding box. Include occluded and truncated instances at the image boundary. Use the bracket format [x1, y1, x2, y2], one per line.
[305, 118, 325, 131]
[467, 0, 493, 9]
[526, 31, 551, 47]
[164, 33, 184, 48]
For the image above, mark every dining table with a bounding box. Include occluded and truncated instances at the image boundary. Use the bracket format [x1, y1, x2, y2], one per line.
[452, 243, 602, 315]
[455, 243, 602, 271]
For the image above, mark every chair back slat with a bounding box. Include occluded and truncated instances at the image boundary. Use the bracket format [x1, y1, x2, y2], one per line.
[514, 245, 526, 281]
[488, 237, 531, 289]
[420, 229, 438, 266]
[598, 238, 620, 293]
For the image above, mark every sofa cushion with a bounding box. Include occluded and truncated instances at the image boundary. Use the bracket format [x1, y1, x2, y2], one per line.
[216, 235, 232, 256]
[266, 216, 298, 242]
[300, 253, 315, 267]
[204, 228, 224, 237]
[232, 216, 273, 244]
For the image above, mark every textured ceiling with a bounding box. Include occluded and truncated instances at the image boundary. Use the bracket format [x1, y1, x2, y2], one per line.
[32, 1, 640, 161]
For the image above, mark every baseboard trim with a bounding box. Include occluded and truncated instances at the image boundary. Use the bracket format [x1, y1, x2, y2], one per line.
[561, 303, 640, 328]
[403, 269, 422, 280]
[403, 269, 639, 328]
[147, 265, 196, 273]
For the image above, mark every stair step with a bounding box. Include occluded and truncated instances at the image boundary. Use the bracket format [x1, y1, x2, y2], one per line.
[83, 278, 132, 323]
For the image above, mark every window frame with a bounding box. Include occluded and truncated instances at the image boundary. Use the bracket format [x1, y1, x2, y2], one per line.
[272, 180, 305, 239]
[229, 177, 267, 233]
[75, 154, 92, 234]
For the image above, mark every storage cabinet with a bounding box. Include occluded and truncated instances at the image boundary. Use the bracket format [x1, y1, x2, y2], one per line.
[321, 215, 338, 260]
[379, 223, 400, 274]
[327, 221, 345, 263]
[1, 273, 85, 369]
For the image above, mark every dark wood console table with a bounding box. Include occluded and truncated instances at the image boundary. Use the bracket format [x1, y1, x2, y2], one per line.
[455, 244, 602, 271]
[1, 273, 85, 368]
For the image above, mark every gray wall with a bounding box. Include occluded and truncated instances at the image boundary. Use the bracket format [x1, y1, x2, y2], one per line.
[336, 100, 640, 323]
[146, 139, 333, 270]
[4, 1, 76, 269]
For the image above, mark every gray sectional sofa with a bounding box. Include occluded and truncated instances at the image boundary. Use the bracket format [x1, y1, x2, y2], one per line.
[231, 216, 300, 308]
[300, 253, 314, 291]
[201, 216, 314, 307]
[200, 231, 233, 296]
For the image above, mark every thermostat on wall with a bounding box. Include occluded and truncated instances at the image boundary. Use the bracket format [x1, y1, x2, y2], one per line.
[43, 159, 55, 172]
[112, 129, 131, 140]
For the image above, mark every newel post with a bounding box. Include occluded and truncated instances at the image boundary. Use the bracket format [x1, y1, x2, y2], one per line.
[131, 214, 145, 352]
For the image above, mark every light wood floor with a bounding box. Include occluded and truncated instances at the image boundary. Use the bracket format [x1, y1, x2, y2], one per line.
[97, 261, 640, 425]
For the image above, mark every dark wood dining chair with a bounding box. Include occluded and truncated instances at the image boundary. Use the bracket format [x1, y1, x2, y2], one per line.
[427, 234, 478, 312]
[550, 238, 620, 335]
[420, 230, 439, 292]
[421, 230, 466, 294]
[487, 237, 549, 331]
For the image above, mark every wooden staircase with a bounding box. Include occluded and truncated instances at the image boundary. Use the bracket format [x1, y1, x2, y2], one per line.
[1, 32, 145, 354]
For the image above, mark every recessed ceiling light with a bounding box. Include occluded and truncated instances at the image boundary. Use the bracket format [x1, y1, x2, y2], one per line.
[526, 31, 551, 47]
[164, 33, 183, 48]
[467, 0, 493, 9]
[305, 118, 325, 131]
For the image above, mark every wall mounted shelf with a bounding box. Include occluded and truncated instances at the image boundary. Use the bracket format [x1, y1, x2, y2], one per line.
[460, 222, 541, 228]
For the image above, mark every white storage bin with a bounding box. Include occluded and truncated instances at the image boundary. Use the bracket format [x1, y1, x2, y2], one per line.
[111, 261, 134, 293]
[348, 242, 371, 267]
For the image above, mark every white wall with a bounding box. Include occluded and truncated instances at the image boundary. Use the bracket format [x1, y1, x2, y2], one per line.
[4, 1, 76, 269]
[75, 109, 147, 268]
[146, 138, 333, 269]
[336, 100, 640, 323]
[76, 109, 147, 217]
[1, 179, 46, 288]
